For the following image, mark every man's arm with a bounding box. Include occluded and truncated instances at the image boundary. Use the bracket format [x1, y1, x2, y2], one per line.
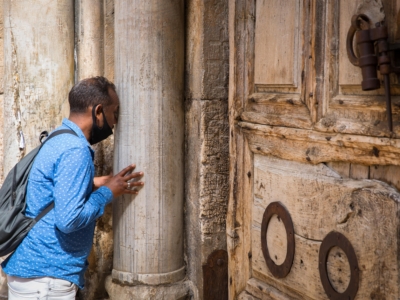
[53, 147, 144, 234]
[53, 147, 112, 233]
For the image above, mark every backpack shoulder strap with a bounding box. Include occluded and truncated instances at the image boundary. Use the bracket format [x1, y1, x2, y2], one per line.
[41, 129, 78, 145]
[34, 202, 55, 222]
[33, 128, 78, 223]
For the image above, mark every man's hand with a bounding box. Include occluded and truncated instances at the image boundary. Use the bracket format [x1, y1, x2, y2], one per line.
[104, 164, 144, 198]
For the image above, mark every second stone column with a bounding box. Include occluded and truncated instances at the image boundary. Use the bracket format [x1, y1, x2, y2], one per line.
[110, 0, 186, 295]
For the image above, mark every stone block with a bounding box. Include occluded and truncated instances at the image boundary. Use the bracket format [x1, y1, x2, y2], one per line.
[186, 0, 229, 100]
[185, 99, 229, 299]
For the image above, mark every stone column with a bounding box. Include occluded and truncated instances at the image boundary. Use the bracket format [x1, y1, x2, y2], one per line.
[75, 0, 104, 80]
[108, 1, 187, 299]
[3, 0, 74, 174]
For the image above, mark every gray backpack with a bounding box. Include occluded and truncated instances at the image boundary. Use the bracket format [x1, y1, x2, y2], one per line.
[0, 129, 77, 256]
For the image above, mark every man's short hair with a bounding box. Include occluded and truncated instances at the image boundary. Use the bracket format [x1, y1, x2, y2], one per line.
[69, 76, 116, 113]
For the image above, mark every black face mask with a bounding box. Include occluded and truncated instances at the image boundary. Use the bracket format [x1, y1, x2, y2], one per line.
[89, 105, 113, 145]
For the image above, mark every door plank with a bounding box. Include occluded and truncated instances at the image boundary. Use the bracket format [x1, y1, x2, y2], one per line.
[349, 164, 370, 180]
[370, 165, 400, 191]
[254, 1, 299, 86]
[252, 155, 400, 299]
[326, 162, 351, 178]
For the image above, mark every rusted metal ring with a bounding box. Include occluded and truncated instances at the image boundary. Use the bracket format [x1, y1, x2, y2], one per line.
[346, 14, 371, 66]
[318, 231, 359, 300]
[261, 201, 295, 278]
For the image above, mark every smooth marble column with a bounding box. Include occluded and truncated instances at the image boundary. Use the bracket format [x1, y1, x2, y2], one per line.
[112, 0, 185, 286]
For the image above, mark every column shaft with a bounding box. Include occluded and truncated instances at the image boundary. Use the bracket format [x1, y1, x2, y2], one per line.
[75, 0, 104, 80]
[113, 0, 185, 285]
[3, 0, 74, 174]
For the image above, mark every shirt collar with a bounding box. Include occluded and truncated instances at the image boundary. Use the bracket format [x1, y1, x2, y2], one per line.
[61, 118, 95, 158]
[61, 118, 87, 140]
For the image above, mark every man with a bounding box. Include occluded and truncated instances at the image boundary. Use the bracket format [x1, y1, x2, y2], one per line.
[1, 77, 143, 299]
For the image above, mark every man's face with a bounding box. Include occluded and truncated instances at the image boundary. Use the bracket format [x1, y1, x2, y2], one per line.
[102, 88, 120, 129]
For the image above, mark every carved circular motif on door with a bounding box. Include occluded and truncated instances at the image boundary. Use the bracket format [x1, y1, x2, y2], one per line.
[318, 231, 359, 300]
[261, 201, 295, 278]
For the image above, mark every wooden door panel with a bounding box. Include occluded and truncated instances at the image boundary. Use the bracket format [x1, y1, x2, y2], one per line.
[228, 1, 400, 299]
[316, 0, 400, 137]
[241, 0, 400, 137]
[338, 0, 374, 88]
[254, 0, 300, 89]
[251, 155, 400, 300]
[242, 0, 314, 129]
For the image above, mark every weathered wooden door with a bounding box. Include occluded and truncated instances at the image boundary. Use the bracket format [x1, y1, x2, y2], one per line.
[228, 1, 400, 299]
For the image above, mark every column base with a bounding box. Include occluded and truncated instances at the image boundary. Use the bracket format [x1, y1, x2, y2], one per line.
[105, 276, 190, 300]
[111, 266, 186, 286]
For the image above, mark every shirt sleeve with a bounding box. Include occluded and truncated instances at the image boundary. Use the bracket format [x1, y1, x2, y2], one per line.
[53, 146, 113, 234]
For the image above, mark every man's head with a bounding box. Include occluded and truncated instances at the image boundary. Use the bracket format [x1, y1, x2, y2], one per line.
[68, 77, 120, 144]
[69, 76, 117, 113]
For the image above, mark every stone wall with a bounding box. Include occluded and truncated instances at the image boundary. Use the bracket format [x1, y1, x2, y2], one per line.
[185, 0, 229, 298]
[0, 1, 115, 299]
[0, 1, 229, 299]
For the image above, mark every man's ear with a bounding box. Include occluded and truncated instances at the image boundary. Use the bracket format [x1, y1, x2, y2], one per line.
[95, 104, 103, 115]
[94, 104, 103, 126]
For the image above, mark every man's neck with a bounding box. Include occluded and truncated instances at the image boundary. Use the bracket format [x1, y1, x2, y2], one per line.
[68, 112, 92, 141]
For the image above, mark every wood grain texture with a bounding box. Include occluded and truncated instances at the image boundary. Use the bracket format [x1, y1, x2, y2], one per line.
[325, 162, 350, 178]
[252, 155, 400, 300]
[227, 127, 253, 299]
[228, 0, 254, 298]
[245, 277, 304, 300]
[237, 291, 259, 300]
[254, 1, 299, 86]
[370, 165, 400, 190]
[266, 215, 287, 266]
[234, 0, 316, 132]
[349, 164, 370, 179]
[240, 122, 400, 166]
[326, 246, 351, 294]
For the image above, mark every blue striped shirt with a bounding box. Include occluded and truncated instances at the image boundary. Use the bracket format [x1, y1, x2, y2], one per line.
[2, 118, 113, 288]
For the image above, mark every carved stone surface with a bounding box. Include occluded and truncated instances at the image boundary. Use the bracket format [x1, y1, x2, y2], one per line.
[185, 0, 229, 299]
[202, 0, 229, 100]
[199, 100, 229, 235]
[186, 0, 229, 101]
[186, 99, 229, 299]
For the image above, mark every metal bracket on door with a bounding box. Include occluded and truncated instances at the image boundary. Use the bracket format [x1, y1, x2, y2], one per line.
[347, 13, 400, 134]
